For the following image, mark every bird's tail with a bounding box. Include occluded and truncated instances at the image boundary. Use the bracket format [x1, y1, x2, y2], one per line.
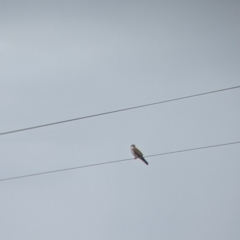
[140, 157, 148, 165]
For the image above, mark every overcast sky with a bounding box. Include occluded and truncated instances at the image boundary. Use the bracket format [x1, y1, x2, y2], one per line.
[1, 0, 240, 239]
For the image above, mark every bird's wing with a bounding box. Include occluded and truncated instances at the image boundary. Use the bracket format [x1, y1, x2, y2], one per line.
[133, 147, 143, 157]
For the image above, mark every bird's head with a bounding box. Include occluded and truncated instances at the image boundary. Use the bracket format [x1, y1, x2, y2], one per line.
[131, 144, 135, 148]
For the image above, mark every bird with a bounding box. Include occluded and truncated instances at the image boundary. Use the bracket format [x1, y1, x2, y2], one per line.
[131, 144, 148, 165]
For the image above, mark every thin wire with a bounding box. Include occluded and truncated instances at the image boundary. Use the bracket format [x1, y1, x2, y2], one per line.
[1, 140, 239, 182]
[1, 85, 240, 136]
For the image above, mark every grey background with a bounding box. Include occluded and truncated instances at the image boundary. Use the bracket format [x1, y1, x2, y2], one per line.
[1, 0, 240, 239]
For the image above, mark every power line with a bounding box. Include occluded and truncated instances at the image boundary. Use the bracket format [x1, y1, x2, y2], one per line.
[1, 85, 240, 136]
[1, 140, 239, 182]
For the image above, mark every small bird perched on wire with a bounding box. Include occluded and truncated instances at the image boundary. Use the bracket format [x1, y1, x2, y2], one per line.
[131, 144, 148, 165]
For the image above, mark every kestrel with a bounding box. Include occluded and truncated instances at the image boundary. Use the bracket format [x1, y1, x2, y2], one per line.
[131, 144, 148, 165]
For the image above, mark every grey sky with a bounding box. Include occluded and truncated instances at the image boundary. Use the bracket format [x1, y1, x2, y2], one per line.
[1, 0, 240, 239]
